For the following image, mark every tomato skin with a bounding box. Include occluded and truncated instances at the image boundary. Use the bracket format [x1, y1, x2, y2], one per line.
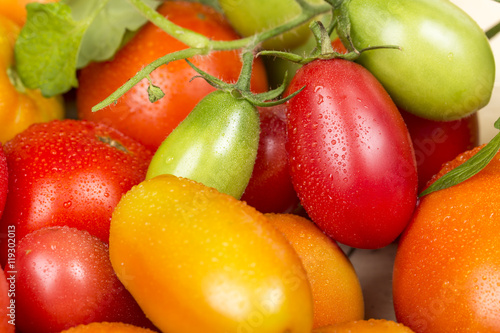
[0, 15, 63, 143]
[15, 226, 156, 333]
[77, 1, 268, 151]
[0, 119, 152, 264]
[284, 59, 417, 249]
[241, 104, 299, 213]
[0, 144, 7, 220]
[345, 0, 495, 121]
[110, 174, 314, 333]
[0, 266, 14, 333]
[146, 90, 260, 199]
[400, 109, 479, 192]
[393, 147, 500, 332]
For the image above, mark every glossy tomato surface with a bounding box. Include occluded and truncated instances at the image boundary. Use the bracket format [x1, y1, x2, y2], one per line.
[0, 119, 152, 264]
[77, 1, 268, 151]
[16, 226, 156, 333]
[110, 174, 314, 333]
[345, 0, 495, 120]
[284, 59, 418, 249]
[393, 147, 500, 332]
[0, 143, 7, 220]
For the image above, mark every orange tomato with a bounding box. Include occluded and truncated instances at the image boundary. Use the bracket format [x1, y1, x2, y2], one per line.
[0, 14, 64, 143]
[109, 175, 313, 333]
[393, 145, 500, 332]
[59, 322, 157, 333]
[0, 0, 58, 26]
[266, 213, 364, 328]
[313, 319, 415, 332]
[77, 1, 268, 151]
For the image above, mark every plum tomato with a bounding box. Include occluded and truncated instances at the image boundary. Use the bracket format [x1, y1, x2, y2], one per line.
[393, 146, 500, 332]
[0, 143, 7, 220]
[400, 109, 479, 192]
[241, 104, 300, 213]
[15, 226, 156, 333]
[146, 90, 260, 199]
[344, 0, 495, 121]
[0, 119, 152, 265]
[284, 58, 418, 249]
[77, 1, 268, 151]
[109, 174, 314, 333]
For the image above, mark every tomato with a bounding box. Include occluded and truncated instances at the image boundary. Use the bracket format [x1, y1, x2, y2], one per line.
[60, 322, 157, 333]
[393, 146, 500, 332]
[0, 15, 63, 143]
[0, 119, 152, 266]
[77, 1, 268, 151]
[109, 174, 314, 333]
[400, 109, 479, 192]
[0, 143, 7, 220]
[343, 0, 495, 120]
[0, 0, 58, 26]
[15, 226, 157, 333]
[284, 58, 418, 249]
[146, 90, 259, 199]
[241, 104, 300, 213]
[0, 266, 14, 333]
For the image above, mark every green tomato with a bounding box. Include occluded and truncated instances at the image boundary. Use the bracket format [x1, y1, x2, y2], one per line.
[146, 90, 260, 199]
[218, 0, 324, 50]
[344, 0, 495, 121]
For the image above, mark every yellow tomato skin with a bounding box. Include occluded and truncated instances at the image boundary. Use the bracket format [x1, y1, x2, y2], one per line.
[0, 0, 58, 26]
[109, 174, 314, 333]
[0, 15, 63, 143]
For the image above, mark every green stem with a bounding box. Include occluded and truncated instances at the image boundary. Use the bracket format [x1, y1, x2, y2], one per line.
[486, 20, 500, 39]
[129, 0, 211, 49]
[235, 51, 255, 92]
[92, 48, 206, 111]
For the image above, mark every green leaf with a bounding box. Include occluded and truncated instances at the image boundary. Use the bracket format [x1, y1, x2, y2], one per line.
[71, 0, 162, 68]
[419, 117, 500, 197]
[15, 2, 89, 97]
[14, 0, 161, 97]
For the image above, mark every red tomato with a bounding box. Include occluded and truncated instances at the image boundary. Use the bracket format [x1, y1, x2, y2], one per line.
[241, 104, 299, 213]
[0, 266, 14, 333]
[0, 143, 7, 220]
[284, 58, 418, 249]
[15, 226, 157, 333]
[0, 119, 152, 266]
[400, 109, 479, 192]
[77, 1, 268, 151]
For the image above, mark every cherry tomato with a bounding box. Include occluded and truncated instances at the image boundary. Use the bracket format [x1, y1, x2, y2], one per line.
[0, 266, 14, 333]
[400, 109, 479, 192]
[218, 0, 324, 50]
[0, 15, 63, 143]
[146, 90, 260, 199]
[344, 0, 495, 120]
[15, 226, 156, 333]
[77, 1, 268, 151]
[284, 58, 418, 249]
[109, 174, 314, 333]
[0, 119, 152, 266]
[393, 146, 500, 332]
[241, 104, 300, 213]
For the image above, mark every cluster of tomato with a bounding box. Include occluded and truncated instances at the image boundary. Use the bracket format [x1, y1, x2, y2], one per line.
[0, 0, 498, 332]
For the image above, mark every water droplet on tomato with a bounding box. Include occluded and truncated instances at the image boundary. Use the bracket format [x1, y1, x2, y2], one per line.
[63, 201, 72, 208]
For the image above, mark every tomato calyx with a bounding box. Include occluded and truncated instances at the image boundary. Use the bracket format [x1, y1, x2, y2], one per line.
[186, 52, 303, 108]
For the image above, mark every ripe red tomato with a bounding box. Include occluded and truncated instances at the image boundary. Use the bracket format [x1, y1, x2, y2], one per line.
[0, 143, 7, 220]
[0, 119, 152, 266]
[241, 104, 299, 213]
[400, 109, 479, 192]
[77, 1, 268, 151]
[0, 266, 14, 333]
[284, 58, 418, 249]
[15, 226, 157, 333]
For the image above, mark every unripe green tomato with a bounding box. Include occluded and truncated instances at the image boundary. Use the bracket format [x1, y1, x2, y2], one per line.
[146, 90, 260, 199]
[218, 0, 325, 50]
[345, 0, 495, 121]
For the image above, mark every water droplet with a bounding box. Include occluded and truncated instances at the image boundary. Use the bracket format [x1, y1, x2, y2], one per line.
[63, 201, 72, 208]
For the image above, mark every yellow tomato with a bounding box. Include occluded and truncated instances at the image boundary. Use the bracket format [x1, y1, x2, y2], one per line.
[0, 0, 58, 26]
[266, 213, 364, 328]
[0, 15, 63, 143]
[109, 174, 314, 333]
[314, 319, 415, 332]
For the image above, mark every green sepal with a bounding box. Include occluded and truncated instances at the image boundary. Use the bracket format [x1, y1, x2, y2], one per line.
[419, 117, 500, 197]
